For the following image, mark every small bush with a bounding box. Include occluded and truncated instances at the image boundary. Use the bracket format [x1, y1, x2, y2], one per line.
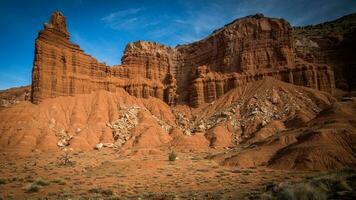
[260, 169, 356, 200]
[34, 178, 50, 186]
[23, 178, 50, 193]
[24, 183, 42, 193]
[88, 187, 114, 196]
[0, 178, 6, 184]
[101, 189, 114, 196]
[168, 151, 177, 161]
[58, 151, 75, 166]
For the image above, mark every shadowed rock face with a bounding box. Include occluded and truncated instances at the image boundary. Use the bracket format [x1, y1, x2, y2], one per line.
[293, 13, 356, 91]
[31, 12, 335, 107]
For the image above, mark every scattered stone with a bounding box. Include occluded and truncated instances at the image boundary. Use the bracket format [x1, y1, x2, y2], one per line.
[94, 143, 103, 150]
[107, 106, 140, 147]
[57, 139, 68, 147]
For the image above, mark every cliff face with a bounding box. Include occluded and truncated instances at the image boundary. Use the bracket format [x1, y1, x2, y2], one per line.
[31, 12, 165, 104]
[31, 12, 335, 107]
[293, 13, 356, 91]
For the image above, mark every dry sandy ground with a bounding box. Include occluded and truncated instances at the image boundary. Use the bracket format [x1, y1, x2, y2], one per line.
[0, 149, 315, 200]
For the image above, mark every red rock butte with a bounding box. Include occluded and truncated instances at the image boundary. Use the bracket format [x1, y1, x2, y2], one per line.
[31, 12, 335, 107]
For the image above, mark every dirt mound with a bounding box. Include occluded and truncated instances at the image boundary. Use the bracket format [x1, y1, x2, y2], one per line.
[169, 128, 210, 152]
[214, 101, 356, 170]
[0, 89, 175, 153]
[175, 77, 335, 144]
[1, 77, 355, 170]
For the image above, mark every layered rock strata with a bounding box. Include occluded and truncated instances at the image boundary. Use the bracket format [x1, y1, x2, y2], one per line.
[31, 12, 335, 107]
[293, 13, 356, 91]
[31, 12, 165, 104]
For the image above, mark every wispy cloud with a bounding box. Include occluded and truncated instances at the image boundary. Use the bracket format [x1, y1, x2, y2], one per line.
[99, 2, 240, 44]
[95, 0, 356, 60]
[148, 2, 237, 44]
[101, 8, 144, 23]
[100, 7, 160, 31]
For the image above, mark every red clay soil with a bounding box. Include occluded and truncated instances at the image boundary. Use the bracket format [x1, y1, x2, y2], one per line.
[214, 100, 356, 170]
[1, 77, 355, 171]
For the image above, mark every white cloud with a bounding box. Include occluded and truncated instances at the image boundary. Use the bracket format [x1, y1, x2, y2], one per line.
[101, 7, 163, 31]
[101, 8, 144, 22]
[157, 2, 236, 44]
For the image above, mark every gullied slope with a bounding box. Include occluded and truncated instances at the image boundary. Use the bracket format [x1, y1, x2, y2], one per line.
[1, 77, 355, 170]
[0, 89, 175, 152]
[174, 77, 334, 143]
[2, 12, 356, 171]
[213, 100, 356, 170]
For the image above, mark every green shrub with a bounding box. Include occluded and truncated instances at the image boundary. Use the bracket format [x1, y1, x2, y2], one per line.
[0, 178, 6, 184]
[34, 178, 50, 186]
[58, 151, 76, 166]
[23, 177, 50, 193]
[88, 187, 114, 196]
[260, 169, 356, 200]
[24, 183, 42, 193]
[168, 151, 177, 161]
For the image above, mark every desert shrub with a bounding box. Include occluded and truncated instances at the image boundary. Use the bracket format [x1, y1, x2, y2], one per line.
[88, 187, 114, 196]
[0, 178, 6, 184]
[23, 178, 50, 193]
[88, 187, 101, 193]
[260, 169, 356, 200]
[58, 151, 75, 166]
[34, 177, 50, 186]
[101, 189, 114, 196]
[168, 151, 177, 161]
[24, 183, 42, 193]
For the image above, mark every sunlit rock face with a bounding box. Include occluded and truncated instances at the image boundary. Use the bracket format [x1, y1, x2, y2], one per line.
[31, 12, 335, 107]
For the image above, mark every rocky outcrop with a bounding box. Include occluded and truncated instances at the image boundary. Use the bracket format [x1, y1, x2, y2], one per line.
[293, 13, 356, 91]
[31, 12, 165, 104]
[31, 12, 335, 107]
[0, 86, 30, 109]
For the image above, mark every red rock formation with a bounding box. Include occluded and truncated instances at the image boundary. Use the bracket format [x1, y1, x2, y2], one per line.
[31, 12, 165, 104]
[31, 12, 335, 107]
[293, 13, 356, 91]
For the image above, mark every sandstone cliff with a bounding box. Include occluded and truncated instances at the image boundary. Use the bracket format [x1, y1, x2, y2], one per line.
[294, 13, 356, 91]
[31, 12, 335, 107]
[31, 12, 165, 104]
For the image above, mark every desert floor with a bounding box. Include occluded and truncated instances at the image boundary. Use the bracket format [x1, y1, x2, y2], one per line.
[0, 149, 317, 200]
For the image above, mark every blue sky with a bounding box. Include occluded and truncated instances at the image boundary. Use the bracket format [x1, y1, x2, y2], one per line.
[1, 0, 356, 90]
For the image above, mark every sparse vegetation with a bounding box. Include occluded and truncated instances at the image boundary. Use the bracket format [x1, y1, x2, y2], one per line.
[260, 169, 356, 200]
[33, 177, 50, 186]
[88, 187, 114, 196]
[58, 150, 76, 166]
[23, 177, 50, 193]
[168, 151, 177, 161]
[51, 178, 66, 185]
[24, 183, 42, 193]
[0, 178, 7, 184]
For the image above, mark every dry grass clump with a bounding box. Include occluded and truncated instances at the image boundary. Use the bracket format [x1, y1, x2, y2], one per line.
[0, 178, 7, 184]
[168, 151, 177, 162]
[88, 187, 114, 196]
[58, 150, 76, 166]
[260, 168, 356, 200]
[23, 177, 50, 193]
